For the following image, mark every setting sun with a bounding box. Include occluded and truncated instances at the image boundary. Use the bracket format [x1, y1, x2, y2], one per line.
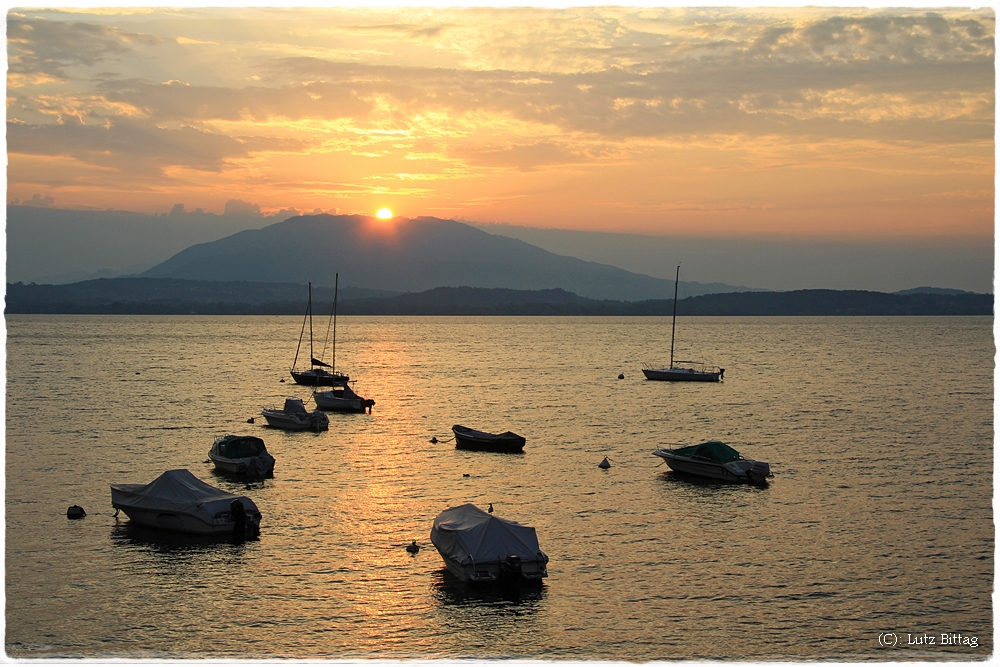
[376, 208, 393, 219]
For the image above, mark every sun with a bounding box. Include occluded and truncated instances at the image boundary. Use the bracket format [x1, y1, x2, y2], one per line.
[376, 208, 393, 219]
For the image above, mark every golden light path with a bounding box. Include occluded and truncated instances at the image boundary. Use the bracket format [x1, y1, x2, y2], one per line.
[376, 208, 393, 219]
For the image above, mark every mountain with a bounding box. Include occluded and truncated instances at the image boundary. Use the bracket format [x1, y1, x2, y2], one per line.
[139, 214, 757, 301]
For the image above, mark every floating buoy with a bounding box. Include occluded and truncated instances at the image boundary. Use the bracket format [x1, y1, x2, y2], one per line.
[406, 540, 420, 553]
[618, 373, 624, 379]
[598, 456, 611, 469]
[135, 372, 140, 375]
[430, 436, 438, 443]
[247, 417, 255, 424]
[279, 379, 285, 383]
[463, 473, 470, 477]
[67, 505, 86, 519]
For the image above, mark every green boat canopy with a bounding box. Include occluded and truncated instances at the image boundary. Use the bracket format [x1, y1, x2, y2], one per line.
[671, 440, 741, 463]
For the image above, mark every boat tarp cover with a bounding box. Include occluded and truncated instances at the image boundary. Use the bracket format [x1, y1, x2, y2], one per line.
[431, 503, 545, 566]
[111, 469, 259, 518]
[283, 398, 308, 414]
[672, 440, 741, 463]
[214, 435, 267, 459]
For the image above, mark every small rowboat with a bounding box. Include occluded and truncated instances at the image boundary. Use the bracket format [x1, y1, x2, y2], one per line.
[452, 424, 526, 453]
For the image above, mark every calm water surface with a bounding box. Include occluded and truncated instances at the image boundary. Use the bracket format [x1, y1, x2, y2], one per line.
[5, 315, 994, 660]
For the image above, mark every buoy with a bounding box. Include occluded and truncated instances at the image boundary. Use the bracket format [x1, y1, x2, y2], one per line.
[430, 436, 438, 443]
[406, 540, 420, 553]
[247, 417, 255, 424]
[463, 473, 470, 477]
[618, 373, 624, 379]
[279, 379, 285, 383]
[67, 505, 86, 519]
[135, 371, 140, 375]
[598, 456, 611, 469]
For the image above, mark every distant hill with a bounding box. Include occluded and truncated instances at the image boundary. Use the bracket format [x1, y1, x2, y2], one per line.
[894, 286, 974, 296]
[139, 214, 758, 301]
[5, 279, 992, 316]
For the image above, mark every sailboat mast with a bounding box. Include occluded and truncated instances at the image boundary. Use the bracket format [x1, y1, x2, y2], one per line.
[308, 282, 314, 370]
[670, 265, 679, 368]
[332, 273, 339, 376]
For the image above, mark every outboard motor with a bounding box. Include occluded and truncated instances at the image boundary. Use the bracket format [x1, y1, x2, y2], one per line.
[499, 554, 523, 587]
[748, 461, 771, 486]
[230, 498, 247, 542]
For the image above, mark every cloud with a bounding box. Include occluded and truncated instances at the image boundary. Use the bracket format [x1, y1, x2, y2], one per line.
[8, 18, 159, 81]
[15, 193, 56, 207]
[223, 198, 262, 217]
[7, 115, 254, 175]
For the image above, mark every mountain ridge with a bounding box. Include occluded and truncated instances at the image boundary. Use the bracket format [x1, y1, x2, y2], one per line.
[138, 214, 761, 301]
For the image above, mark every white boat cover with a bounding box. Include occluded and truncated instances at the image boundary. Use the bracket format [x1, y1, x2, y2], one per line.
[111, 469, 259, 519]
[431, 503, 545, 565]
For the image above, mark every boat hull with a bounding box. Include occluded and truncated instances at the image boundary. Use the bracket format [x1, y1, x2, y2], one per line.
[208, 453, 275, 477]
[452, 425, 525, 453]
[435, 550, 548, 585]
[643, 367, 721, 382]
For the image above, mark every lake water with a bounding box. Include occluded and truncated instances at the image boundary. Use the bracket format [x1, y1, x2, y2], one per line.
[4, 315, 994, 660]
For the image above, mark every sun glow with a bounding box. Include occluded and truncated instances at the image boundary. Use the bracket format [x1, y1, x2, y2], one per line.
[376, 208, 393, 219]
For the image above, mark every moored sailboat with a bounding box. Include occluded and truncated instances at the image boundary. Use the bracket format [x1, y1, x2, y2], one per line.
[311, 273, 376, 413]
[291, 281, 349, 386]
[642, 265, 724, 382]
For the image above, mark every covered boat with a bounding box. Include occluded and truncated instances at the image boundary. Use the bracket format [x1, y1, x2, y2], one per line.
[110, 469, 261, 537]
[209, 434, 276, 478]
[262, 397, 329, 431]
[313, 380, 375, 413]
[653, 440, 771, 485]
[430, 503, 548, 585]
[452, 425, 525, 453]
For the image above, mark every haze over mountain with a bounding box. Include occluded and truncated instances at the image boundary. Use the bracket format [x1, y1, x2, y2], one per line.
[139, 214, 758, 301]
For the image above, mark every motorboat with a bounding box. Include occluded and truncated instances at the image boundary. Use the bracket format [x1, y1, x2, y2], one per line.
[452, 425, 525, 453]
[110, 469, 261, 537]
[653, 440, 771, 485]
[430, 503, 548, 585]
[262, 397, 330, 431]
[643, 265, 724, 382]
[313, 380, 375, 413]
[209, 434, 276, 478]
[290, 281, 349, 386]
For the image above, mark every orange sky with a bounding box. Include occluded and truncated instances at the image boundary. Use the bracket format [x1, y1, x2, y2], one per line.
[6, 6, 995, 243]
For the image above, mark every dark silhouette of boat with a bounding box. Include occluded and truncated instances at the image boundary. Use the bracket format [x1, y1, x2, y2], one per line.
[642, 265, 724, 382]
[291, 281, 349, 386]
[452, 425, 526, 453]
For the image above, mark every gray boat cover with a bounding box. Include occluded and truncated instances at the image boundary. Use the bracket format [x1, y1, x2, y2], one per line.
[111, 469, 259, 518]
[431, 503, 545, 565]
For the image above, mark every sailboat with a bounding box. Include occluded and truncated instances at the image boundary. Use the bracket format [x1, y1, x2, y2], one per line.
[290, 282, 349, 386]
[312, 274, 376, 413]
[642, 265, 724, 382]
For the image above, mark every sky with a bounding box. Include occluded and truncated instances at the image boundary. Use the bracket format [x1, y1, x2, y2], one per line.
[4, 4, 996, 291]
